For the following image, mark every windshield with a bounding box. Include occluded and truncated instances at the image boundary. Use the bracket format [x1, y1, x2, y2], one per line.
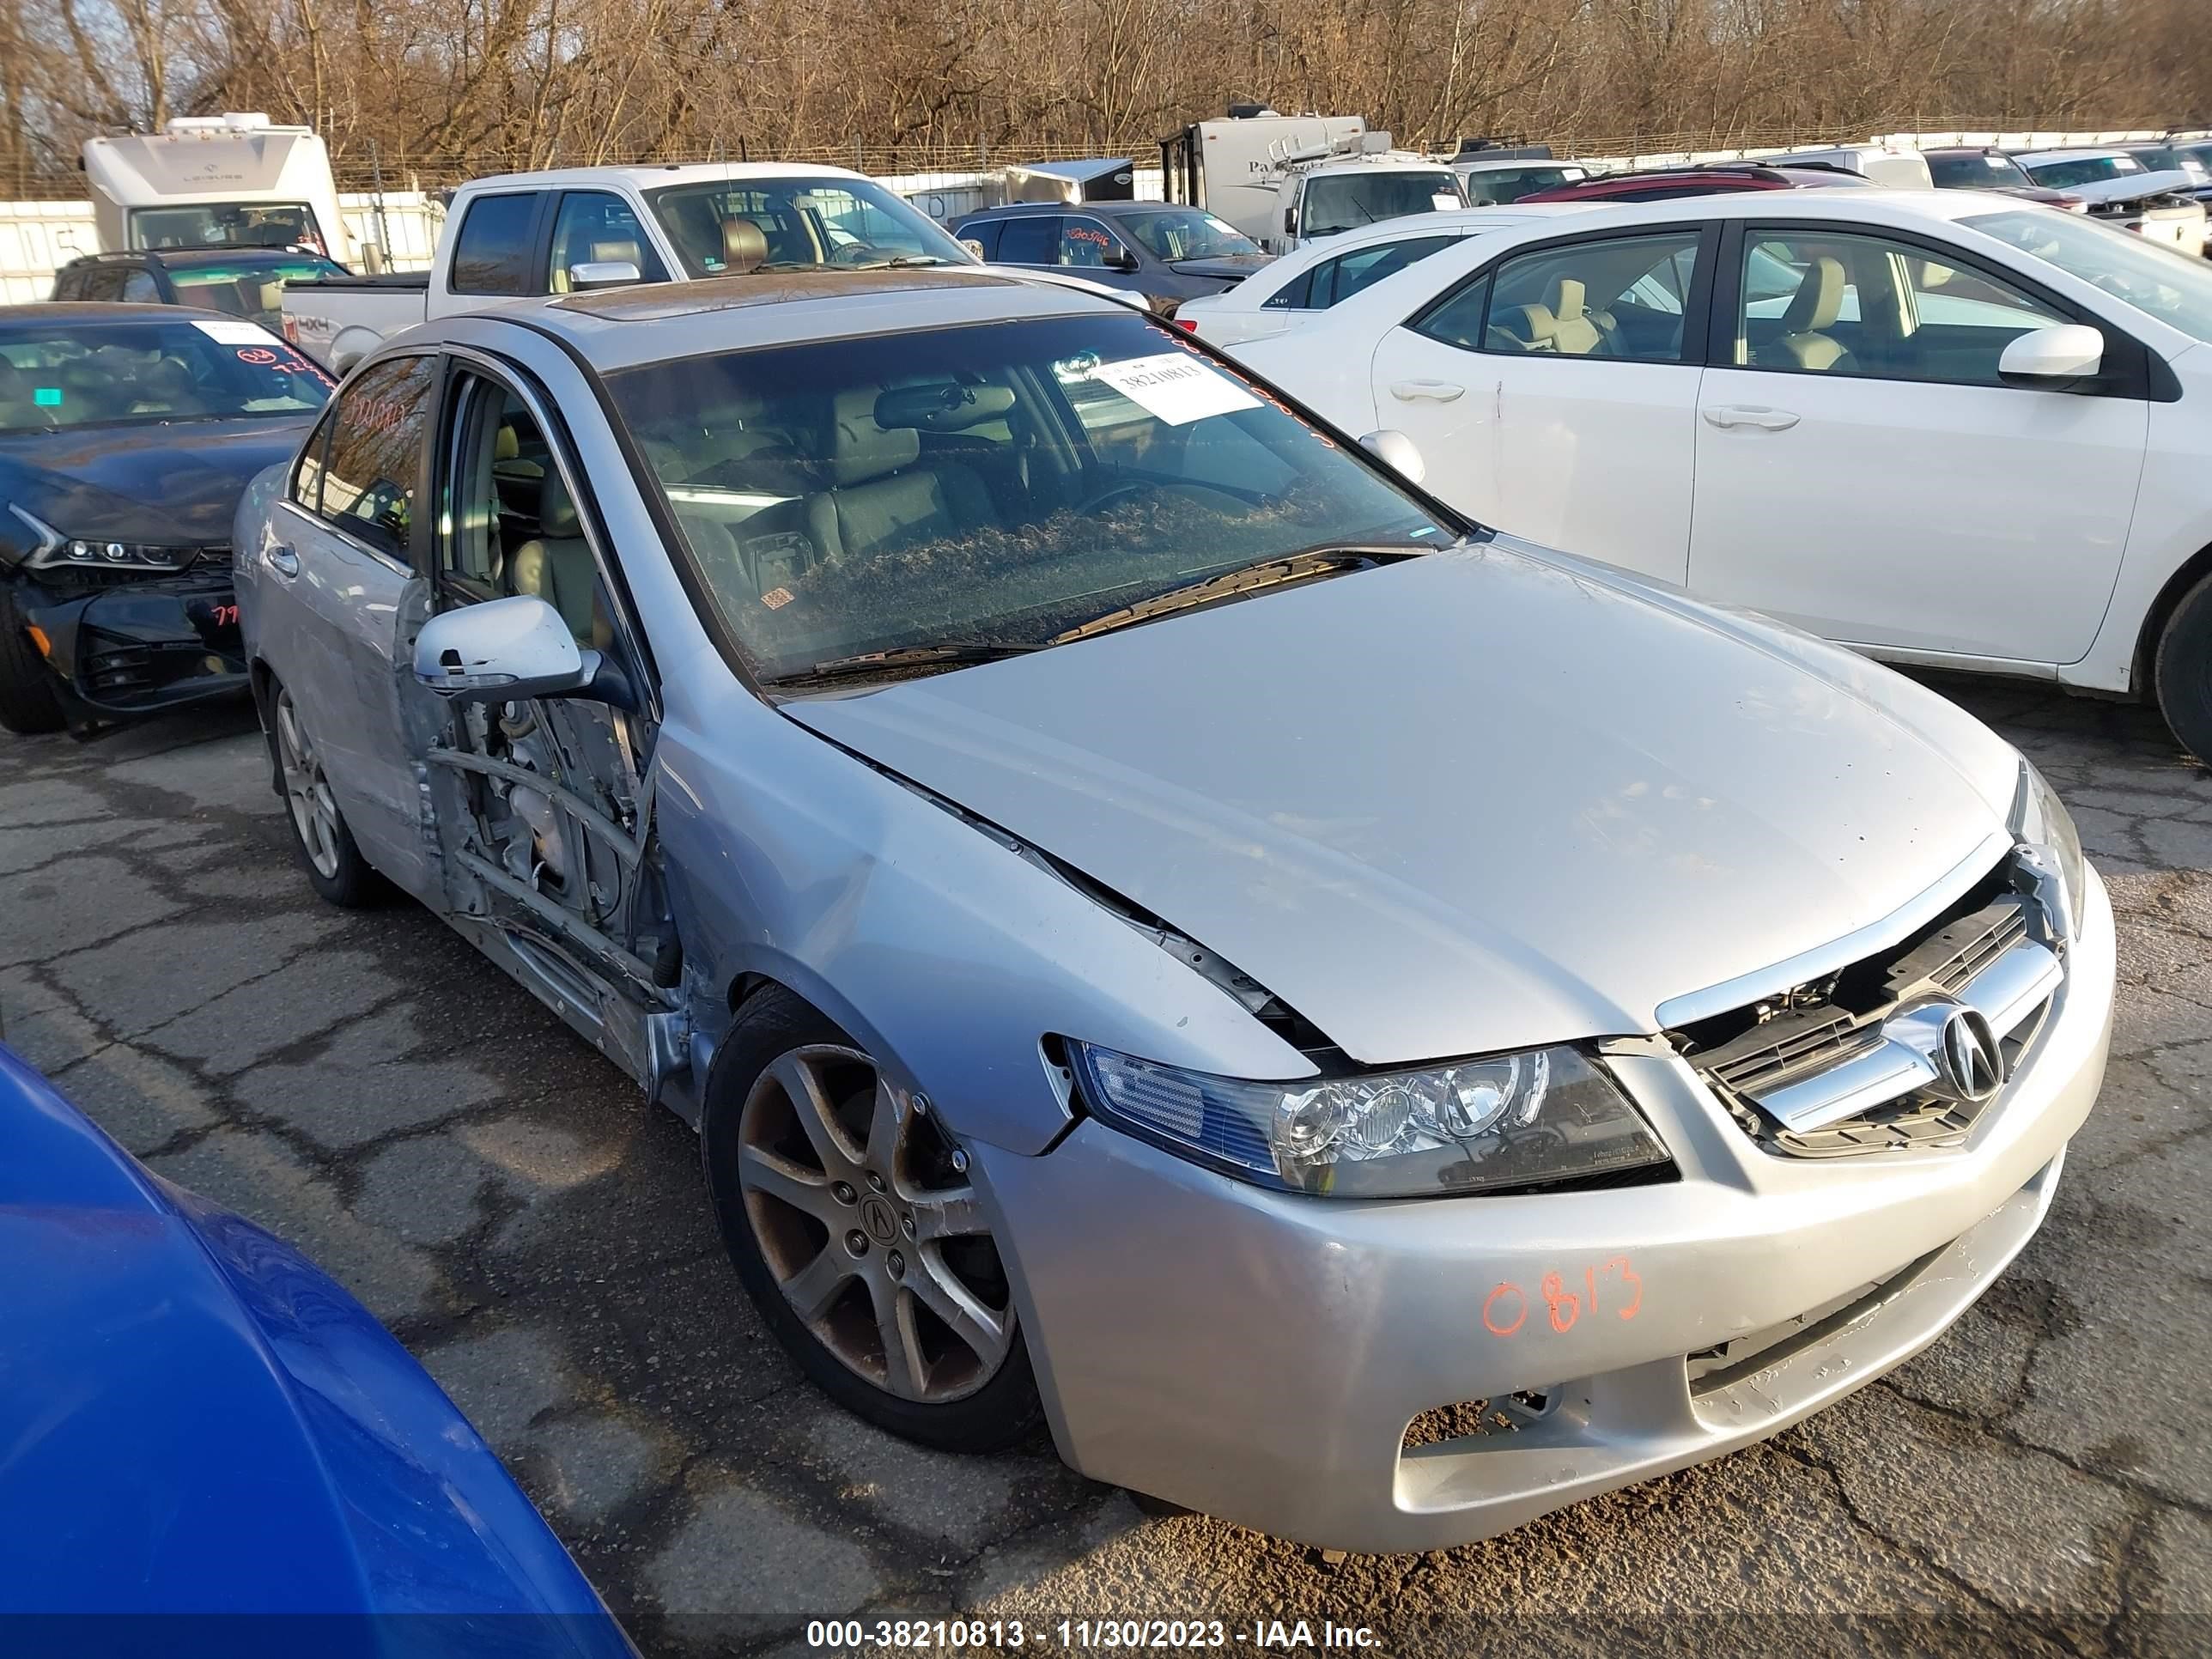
[1460, 166, 1579, 205]
[165, 256, 345, 328]
[0, 319, 332, 432]
[647, 178, 973, 278]
[2021, 155, 2145, 189]
[130, 201, 329, 254]
[607, 312, 1453, 683]
[1963, 208, 2212, 344]
[1302, 171, 1462, 237]
[1928, 151, 2034, 190]
[1115, 209, 1261, 261]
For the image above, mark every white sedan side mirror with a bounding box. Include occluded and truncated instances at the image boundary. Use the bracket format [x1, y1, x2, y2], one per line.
[414, 595, 598, 702]
[1358, 428, 1427, 485]
[1998, 323, 2104, 385]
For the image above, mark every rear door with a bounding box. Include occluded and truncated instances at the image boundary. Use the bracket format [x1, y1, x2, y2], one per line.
[435, 191, 550, 317]
[1687, 220, 2148, 662]
[1368, 223, 1713, 582]
[263, 352, 441, 896]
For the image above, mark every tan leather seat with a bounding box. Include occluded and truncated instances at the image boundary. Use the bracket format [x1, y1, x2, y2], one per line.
[720, 219, 769, 274]
[509, 473, 612, 648]
[1541, 278, 1605, 355]
[1770, 257, 1856, 371]
[804, 388, 1000, 563]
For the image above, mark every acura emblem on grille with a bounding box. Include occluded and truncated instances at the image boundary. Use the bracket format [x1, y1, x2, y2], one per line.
[1933, 1005, 2005, 1103]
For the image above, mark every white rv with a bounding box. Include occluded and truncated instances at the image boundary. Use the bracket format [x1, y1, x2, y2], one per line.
[82, 114, 352, 263]
[1161, 112, 1465, 253]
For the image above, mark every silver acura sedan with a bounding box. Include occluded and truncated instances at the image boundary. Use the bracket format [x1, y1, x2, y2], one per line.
[234, 270, 2112, 1553]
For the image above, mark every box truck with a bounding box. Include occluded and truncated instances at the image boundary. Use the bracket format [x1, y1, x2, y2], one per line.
[82, 113, 353, 263]
[1160, 108, 1465, 253]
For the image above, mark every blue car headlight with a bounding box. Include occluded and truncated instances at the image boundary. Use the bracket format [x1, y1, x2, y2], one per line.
[2009, 758, 2086, 944]
[1068, 1040, 1670, 1197]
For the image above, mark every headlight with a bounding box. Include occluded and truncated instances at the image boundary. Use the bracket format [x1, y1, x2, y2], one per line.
[2010, 757, 2086, 944]
[3, 505, 198, 574]
[1067, 1041, 1671, 1198]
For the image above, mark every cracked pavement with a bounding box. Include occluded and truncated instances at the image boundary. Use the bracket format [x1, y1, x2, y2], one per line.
[3, 677, 2211, 1655]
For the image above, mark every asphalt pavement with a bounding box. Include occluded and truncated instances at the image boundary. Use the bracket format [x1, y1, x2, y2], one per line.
[3, 676, 2209, 1656]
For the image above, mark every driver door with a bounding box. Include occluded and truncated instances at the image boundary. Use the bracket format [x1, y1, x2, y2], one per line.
[402, 356, 687, 1097]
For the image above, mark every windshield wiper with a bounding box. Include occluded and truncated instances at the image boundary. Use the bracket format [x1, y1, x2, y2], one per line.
[1049, 544, 1431, 646]
[767, 641, 1040, 687]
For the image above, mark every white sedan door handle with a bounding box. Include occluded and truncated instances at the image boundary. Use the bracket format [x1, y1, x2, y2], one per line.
[1702, 404, 1801, 431]
[1389, 379, 1466, 403]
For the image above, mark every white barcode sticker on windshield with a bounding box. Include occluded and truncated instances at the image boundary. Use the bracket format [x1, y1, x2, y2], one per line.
[1431, 192, 1461, 211]
[191, 319, 277, 345]
[1088, 352, 1261, 427]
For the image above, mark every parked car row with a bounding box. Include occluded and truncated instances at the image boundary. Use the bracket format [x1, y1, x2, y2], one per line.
[0, 134, 2177, 1562]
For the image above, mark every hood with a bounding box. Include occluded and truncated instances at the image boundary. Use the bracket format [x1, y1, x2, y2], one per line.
[1168, 253, 1275, 282]
[0, 1046, 631, 1636]
[788, 544, 2021, 1064]
[2059, 168, 2200, 208]
[0, 418, 313, 547]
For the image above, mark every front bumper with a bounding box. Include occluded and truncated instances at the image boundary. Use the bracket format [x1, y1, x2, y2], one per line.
[976, 867, 2113, 1553]
[15, 568, 247, 721]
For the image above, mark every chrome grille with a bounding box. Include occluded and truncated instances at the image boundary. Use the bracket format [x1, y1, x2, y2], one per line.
[1671, 860, 2063, 1159]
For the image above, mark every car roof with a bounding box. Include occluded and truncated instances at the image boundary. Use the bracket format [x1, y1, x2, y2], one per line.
[0, 301, 242, 325]
[513, 265, 1119, 370]
[2015, 148, 2129, 164]
[463, 161, 872, 192]
[961, 201, 1181, 219]
[150, 245, 334, 266]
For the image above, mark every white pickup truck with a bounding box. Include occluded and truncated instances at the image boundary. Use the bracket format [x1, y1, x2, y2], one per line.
[281, 161, 1012, 372]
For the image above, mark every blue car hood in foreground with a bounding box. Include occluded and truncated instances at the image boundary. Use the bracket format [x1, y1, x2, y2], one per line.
[0, 1044, 631, 1654]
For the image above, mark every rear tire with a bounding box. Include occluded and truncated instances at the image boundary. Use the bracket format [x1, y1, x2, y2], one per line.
[0, 586, 65, 736]
[269, 678, 384, 907]
[2153, 573, 2212, 766]
[702, 988, 1043, 1453]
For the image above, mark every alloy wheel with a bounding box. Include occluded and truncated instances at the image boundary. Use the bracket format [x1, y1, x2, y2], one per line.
[274, 688, 342, 879]
[736, 1044, 1014, 1403]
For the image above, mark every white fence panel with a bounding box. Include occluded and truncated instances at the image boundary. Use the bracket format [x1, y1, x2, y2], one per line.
[337, 191, 445, 271]
[0, 203, 98, 302]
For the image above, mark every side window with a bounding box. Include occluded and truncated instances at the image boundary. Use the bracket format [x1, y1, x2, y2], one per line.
[120, 268, 161, 302]
[1059, 217, 1127, 269]
[51, 266, 80, 301]
[439, 369, 609, 647]
[1260, 268, 1311, 310]
[547, 191, 668, 292]
[290, 408, 337, 514]
[995, 216, 1054, 265]
[315, 355, 436, 560]
[1416, 232, 1701, 361]
[450, 192, 543, 295]
[1734, 230, 2069, 386]
[957, 221, 1000, 258]
[1312, 234, 1456, 307]
[81, 265, 127, 301]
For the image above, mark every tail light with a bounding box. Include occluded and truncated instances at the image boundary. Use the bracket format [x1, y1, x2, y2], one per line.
[1175, 316, 1198, 331]
[282, 315, 300, 344]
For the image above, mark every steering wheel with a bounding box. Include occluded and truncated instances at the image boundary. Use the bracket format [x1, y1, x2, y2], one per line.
[1069, 480, 1159, 517]
[830, 241, 882, 268]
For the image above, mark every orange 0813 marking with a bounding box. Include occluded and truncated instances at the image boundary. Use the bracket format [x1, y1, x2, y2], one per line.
[1482, 1256, 1640, 1337]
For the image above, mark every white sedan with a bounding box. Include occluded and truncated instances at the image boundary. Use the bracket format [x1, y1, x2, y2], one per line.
[1225, 187, 2212, 760]
[1176, 206, 1589, 349]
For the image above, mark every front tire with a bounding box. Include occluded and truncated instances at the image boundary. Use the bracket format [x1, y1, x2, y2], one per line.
[0, 586, 65, 735]
[2153, 573, 2212, 766]
[702, 988, 1042, 1452]
[269, 679, 383, 906]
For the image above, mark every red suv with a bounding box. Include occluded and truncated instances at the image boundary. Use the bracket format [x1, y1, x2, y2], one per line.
[1517, 163, 1878, 204]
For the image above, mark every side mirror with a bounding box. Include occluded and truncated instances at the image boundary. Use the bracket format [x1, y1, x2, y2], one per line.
[960, 237, 987, 261]
[1998, 323, 2104, 385]
[568, 260, 642, 293]
[1358, 428, 1426, 485]
[413, 595, 599, 703]
[1282, 206, 1297, 236]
